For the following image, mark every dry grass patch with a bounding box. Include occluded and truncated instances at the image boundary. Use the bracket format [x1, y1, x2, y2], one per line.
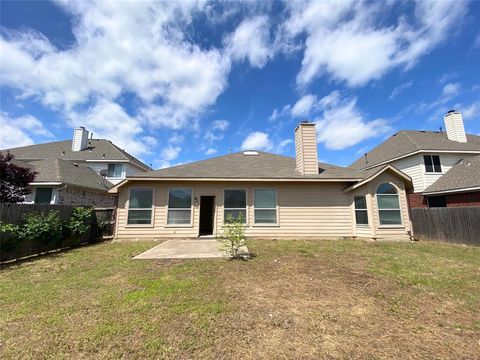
[1, 239, 479, 359]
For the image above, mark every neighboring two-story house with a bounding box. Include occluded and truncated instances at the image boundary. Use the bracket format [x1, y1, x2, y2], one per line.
[1, 127, 151, 207]
[350, 111, 480, 208]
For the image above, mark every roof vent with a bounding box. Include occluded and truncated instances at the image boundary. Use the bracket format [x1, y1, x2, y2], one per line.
[242, 150, 259, 156]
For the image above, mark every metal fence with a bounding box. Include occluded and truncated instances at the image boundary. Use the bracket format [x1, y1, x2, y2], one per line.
[410, 207, 480, 246]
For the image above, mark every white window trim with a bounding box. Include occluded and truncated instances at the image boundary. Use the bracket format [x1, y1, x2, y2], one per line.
[107, 163, 125, 180]
[223, 188, 248, 225]
[376, 183, 403, 227]
[253, 188, 279, 227]
[354, 195, 369, 227]
[423, 155, 442, 174]
[165, 188, 194, 228]
[32, 187, 56, 205]
[126, 187, 155, 227]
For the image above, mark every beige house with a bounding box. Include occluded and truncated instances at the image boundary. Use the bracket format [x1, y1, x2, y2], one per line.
[109, 123, 413, 241]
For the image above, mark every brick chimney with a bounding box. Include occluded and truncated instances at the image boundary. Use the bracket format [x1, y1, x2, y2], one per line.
[294, 121, 319, 175]
[72, 127, 89, 151]
[444, 110, 467, 143]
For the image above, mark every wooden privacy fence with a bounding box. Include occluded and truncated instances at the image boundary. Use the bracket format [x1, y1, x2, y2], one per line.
[410, 207, 480, 246]
[0, 204, 114, 262]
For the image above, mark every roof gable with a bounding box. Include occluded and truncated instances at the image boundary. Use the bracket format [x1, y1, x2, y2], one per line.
[133, 151, 363, 180]
[2, 139, 150, 170]
[350, 130, 480, 170]
[423, 155, 480, 194]
[30, 158, 112, 191]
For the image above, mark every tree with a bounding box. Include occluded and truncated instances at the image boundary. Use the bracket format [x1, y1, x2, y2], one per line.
[0, 152, 37, 203]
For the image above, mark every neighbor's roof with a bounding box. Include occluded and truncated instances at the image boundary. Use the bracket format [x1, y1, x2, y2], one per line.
[2, 139, 150, 170]
[29, 158, 112, 191]
[132, 151, 365, 181]
[350, 130, 480, 170]
[423, 155, 480, 195]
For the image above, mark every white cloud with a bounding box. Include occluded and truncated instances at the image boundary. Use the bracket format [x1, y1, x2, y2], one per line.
[442, 82, 461, 98]
[275, 139, 293, 153]
[0, 112, 53, 149]
[314, 92, 392, 150]
[225, 15, 272, 68]
[67, 99, 148, 156]
[475, 32, 480, 48]
[160, 145, 181, 161]
[390, 81, 413, 100]
[283, 1, 467, 87]
[168, 133, 185, 145]
[291, 94, 317, 118]
[204, 119, 230, 143]
[205, 148, 217, 155]
[461, 101, 480, 120]
[241, 131, 273, 151]
[268, 104, 291, 121]
[0, 1, 236, 157]
[212, 119, 229, 131]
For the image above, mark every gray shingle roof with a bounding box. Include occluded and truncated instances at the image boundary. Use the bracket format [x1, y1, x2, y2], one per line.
[423, 155, 480, 194]
[133, 151, 363, 180]
[350, 131, 480, 170]
[2, 139, 150, 170]
[29, 159, 112, 191]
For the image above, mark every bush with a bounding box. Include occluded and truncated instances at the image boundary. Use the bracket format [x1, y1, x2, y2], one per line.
[66, 207, 93, 237]
[0, 210, 63, 245]
[221, 214, 247, 259]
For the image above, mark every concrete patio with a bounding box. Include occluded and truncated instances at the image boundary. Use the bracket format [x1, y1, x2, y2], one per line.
[133, 239, 248, 260]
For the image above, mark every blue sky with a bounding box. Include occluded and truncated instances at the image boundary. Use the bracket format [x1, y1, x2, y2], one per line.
[1, 0, 479, 168]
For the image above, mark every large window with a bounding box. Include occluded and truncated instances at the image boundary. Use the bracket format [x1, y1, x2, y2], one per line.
[167, 189, 192, 225]
[34, 188, 53, 204]
[376, 183, 402, 225]
[108, 163, 123, 178]
[254, 189, 277, 224]
[128, 188, 153, 225]
[354, 196, 368, 225]
[224, 189, 246, 223]
[424, 155, 441, 173]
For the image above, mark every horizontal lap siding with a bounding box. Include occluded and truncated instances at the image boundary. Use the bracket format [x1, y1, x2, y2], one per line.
[115, 181, 353, 240]
[369, 173, 411, 240]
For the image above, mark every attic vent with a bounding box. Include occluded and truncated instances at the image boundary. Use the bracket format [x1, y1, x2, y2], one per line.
[242, 150, 259, 156]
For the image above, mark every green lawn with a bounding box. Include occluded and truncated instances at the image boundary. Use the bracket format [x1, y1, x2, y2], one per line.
[1, 240, 479, 359]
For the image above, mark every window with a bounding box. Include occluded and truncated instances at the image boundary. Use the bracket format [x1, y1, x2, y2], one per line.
[108, 164, 123, 178]
[34, 188, 53, 204]
[376, 183, 402, 225]
[127, 188, 153, 225]
[254, 189, 277, 224]
[354, 196, 368, 225]
[424, 155, 441, 173]
[167, 189, 192, 225]
[224, 189, 246, 223]
[427, 195, 446, 208]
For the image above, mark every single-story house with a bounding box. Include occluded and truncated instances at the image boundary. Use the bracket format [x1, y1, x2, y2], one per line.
[109, 123, 413, 241]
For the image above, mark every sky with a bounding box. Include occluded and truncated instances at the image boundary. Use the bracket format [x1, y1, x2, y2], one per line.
[1, 0, 479, 169]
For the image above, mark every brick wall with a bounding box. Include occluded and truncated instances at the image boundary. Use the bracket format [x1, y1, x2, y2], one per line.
[407, 193, 428, 208]
[57, 187, 116, 208]
[446, 192, 480, 207]
[408, 191, 480, 208]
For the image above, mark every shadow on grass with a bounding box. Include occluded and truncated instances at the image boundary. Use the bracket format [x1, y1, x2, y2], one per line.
[0, 240, 106, 269]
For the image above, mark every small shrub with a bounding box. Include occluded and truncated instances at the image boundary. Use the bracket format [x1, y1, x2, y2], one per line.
[66, 207, 93, 237]
[0, 210, 63, 244]
[221, 214, 247, 259]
